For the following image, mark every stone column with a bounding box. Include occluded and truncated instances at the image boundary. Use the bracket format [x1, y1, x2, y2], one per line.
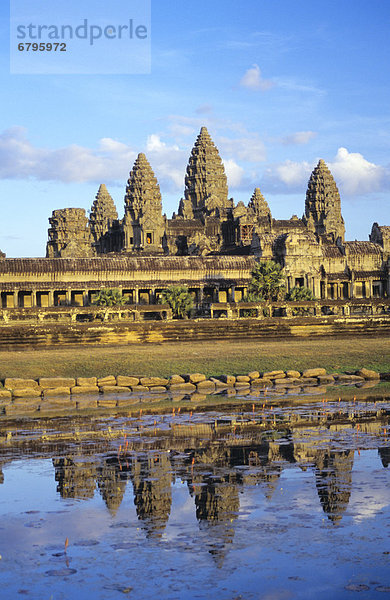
[31, 291, 37, 308]
[13, 290, 18, 308]
[48, 290, 54, 307]
[66, 289, 72, 306]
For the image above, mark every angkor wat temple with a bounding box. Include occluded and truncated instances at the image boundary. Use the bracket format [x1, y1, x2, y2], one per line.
[0, 127, 389, 309]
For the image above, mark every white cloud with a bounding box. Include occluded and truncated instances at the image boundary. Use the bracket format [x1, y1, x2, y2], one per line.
[263, 159, 312, 192]
[281, 131, 317, 146]
[0, 127, 136, 183]
[329, 147, 387, 195]
[262, 149, 389, 196]
[239, 64, 275, 91]
[218, 135, 266, 163]
[223, 158, 245, 188]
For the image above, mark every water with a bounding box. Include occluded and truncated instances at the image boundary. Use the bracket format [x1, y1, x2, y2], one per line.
[0, 390, 389, 599]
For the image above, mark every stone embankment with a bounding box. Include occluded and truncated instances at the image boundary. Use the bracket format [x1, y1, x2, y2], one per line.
[0, 367, 383, 415]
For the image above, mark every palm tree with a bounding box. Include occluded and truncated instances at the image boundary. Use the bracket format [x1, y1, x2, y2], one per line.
[93, 288, 126, 307]
[287, 286, 315, 301]
[159, 286, 194, 319]
[245, 260, 286, 302]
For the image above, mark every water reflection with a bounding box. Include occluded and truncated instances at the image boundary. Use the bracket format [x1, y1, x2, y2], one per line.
[0, 394, 389, 599]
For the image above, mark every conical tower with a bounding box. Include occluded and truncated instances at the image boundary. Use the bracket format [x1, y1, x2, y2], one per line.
[123, 153, 165, 253]
[304, 159, 345, 243]
[89, 184, 118, 253]
[181, 127, 231, 220]
[248, 187, 271, 219]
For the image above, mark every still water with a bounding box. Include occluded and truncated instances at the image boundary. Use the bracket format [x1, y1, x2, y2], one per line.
[0, 389, 389, 600]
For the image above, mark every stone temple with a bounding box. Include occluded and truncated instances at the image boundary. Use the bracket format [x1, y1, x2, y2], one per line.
[0, 127, 389, 309]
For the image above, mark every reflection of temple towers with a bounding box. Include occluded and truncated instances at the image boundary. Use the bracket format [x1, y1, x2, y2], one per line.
[97, 457, 127, 516]
[191, 473, 239, 567]
[130, 452, 172, 538]
[315, 450, 354, 522]
[53, 457, 98, 499]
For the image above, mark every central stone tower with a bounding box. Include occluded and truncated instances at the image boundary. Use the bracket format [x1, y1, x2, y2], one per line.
[179, 127, 232, 221]
[303, 159, 345, 243]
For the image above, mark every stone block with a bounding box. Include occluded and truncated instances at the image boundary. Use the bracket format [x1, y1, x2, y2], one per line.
[131, 385, 150, 393]
[170, 374, 185, 385]
[169, 383, 196, 393]
[248, 371, 260, 380]
[263, 371, 285, 379]
[188, 373, 207, 384]
[235, 382, 250, 389]
[39, 377, 76, 389]
[286, 370, 301, 379]
[302, 368, 327, 378]
[12, 388, 42, 398]
[71, 385, 99, 394]
[43, 387, 71, 397]
[148, 386, 168, 393]
[76, 377, 97, 387]
[4, 378, 39, 390]
[99, 385, 130, 393]
[140, 377, 169, 387]
[236, 375, 250, 383]
[97, 376, 116, 386]
[355, 368, 380, 380]
[209, 378, 228, 389]
[0, 390, 12, 399]
[219, 375, 236, 385]
[116, 375, 140, 387]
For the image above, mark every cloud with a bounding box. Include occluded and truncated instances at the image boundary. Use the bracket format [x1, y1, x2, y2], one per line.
[223, 159, 245, 188]
[262, 148, 389, 196]
[281, 131, 317, 146]
[0, 127, 188, 192]
[0, 127, 136, 184]
[263, 159, 312, 192]
[239, 64, 275, 91]
[329, 147, 387, 195]
[217, 135, 266, 163]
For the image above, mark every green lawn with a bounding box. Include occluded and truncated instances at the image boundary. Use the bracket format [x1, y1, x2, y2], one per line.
[0, 335, 389, 380]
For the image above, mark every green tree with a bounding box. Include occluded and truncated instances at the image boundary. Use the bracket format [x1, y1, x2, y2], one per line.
[159, 285, 194, 319]
[286, 286, 315, 301]
[93, 288, 126, 307]
[245, 260, 286, 302]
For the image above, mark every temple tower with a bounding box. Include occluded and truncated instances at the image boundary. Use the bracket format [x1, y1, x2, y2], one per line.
[89, 184, 118, 254]
[304, 159, 345, 243]
[123, 153, 165, 253]
[180, 127, 231, 220]
[46, 208, 93, 258]
[248, 187, 271, 219]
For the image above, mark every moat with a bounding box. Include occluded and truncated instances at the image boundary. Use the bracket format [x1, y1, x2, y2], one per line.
[0, 388, 389, 600]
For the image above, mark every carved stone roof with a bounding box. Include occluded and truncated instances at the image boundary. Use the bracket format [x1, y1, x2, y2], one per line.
[272, 218, 305, 230]
[184, 127, 229, 218]
[0, 256, 256, 275]
[344, 241, 383, 255]
[322, 246, 344, 258]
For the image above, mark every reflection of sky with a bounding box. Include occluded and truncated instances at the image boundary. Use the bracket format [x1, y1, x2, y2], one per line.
[0, 451, 388, 599]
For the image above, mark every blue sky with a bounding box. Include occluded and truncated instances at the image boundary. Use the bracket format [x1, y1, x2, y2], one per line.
[0, 0, 389, 257]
